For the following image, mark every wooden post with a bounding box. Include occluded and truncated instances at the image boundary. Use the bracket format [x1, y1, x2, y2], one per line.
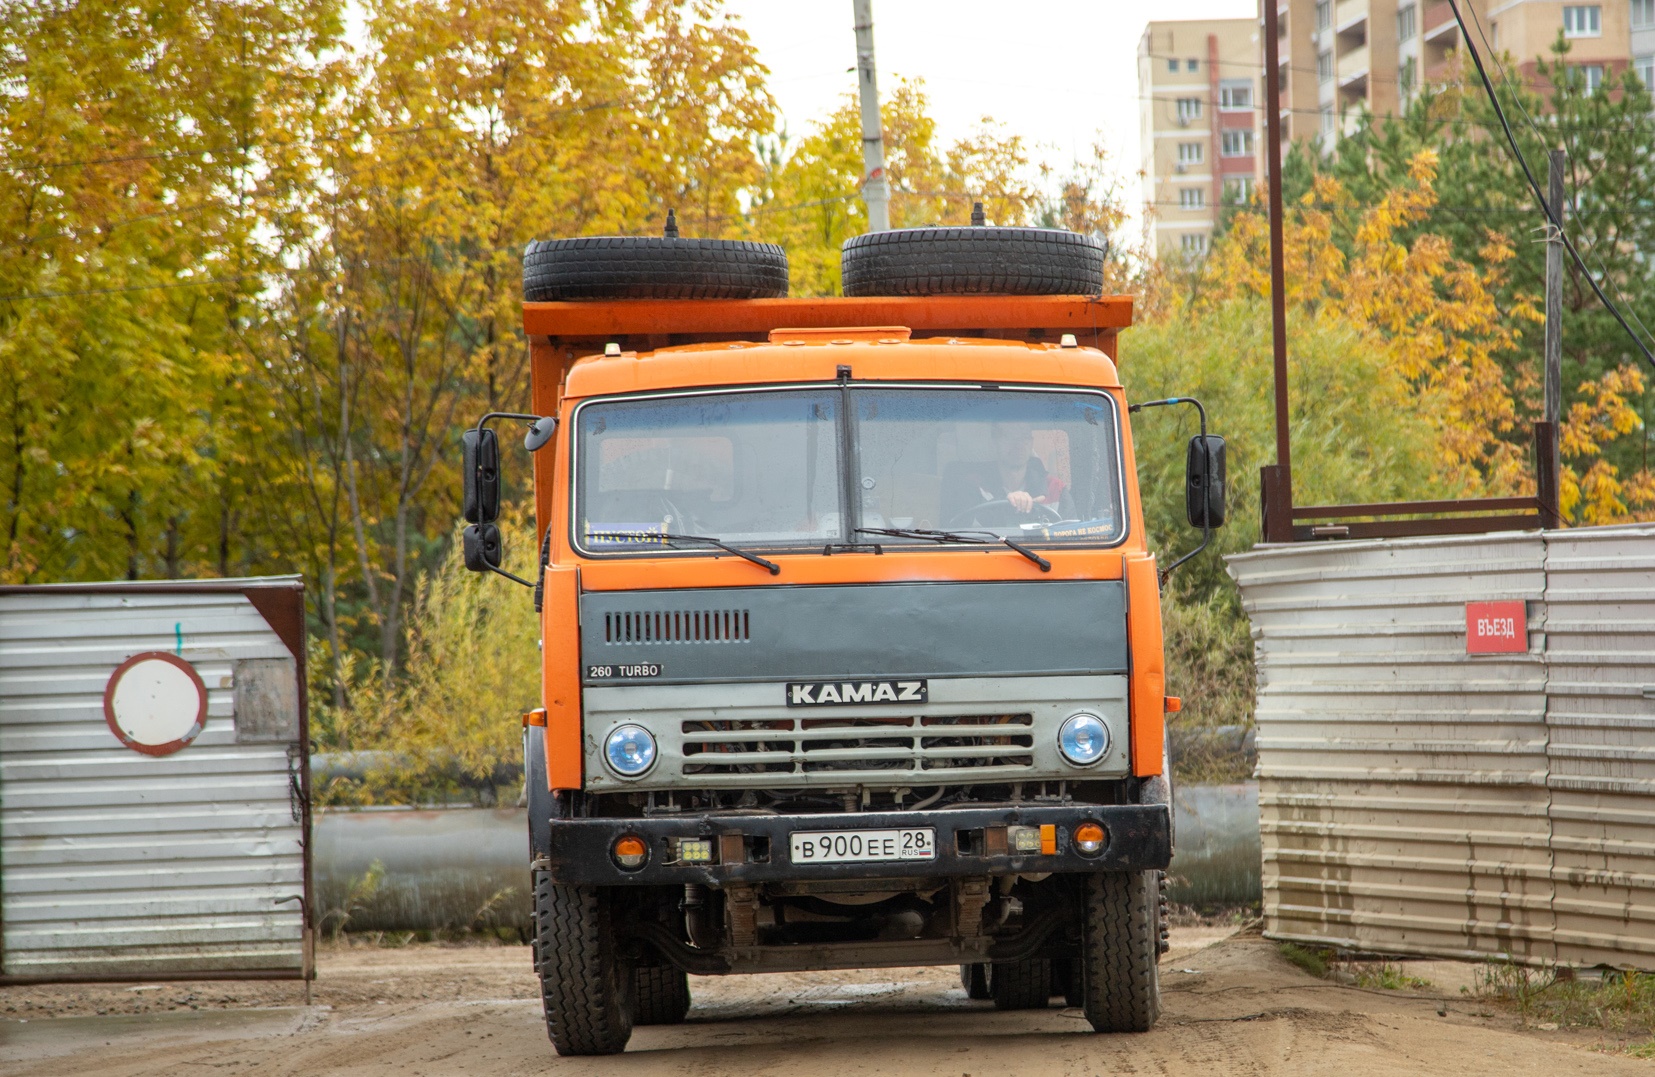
[1261, 0, 1294, 543]
[1538, 149, 1565, 528]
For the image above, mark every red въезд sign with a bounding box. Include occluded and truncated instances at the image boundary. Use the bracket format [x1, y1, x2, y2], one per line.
[1466, 600, 1527, 654]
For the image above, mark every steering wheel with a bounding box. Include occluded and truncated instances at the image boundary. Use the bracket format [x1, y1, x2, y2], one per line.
[945, 499, 1064, 529]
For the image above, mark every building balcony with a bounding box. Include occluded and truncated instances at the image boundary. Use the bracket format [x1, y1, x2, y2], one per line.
[1338, 44, 1370, 89]
[1422, 1, 1459, 43]
[1335, 0, 1369, 38]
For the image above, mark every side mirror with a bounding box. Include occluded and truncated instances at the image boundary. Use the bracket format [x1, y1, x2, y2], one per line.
[462, 428, 500, 525]
[463, 523, 502, 571]
[1186, 434, 1227, 529]
[524, 416, 557, 453]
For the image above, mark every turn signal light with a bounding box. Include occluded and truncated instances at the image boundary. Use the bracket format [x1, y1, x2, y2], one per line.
[1074, 822, 1106, 856]
[612, 835, 648, 870]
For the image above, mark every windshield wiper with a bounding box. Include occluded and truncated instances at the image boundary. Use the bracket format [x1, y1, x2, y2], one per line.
[659, 533, 781, 575]
[854, 527, 1051, 573]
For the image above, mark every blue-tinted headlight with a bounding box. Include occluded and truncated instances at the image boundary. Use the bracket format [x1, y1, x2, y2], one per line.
[1058, 713, 1109, 766]
[604, 724, 657, 777]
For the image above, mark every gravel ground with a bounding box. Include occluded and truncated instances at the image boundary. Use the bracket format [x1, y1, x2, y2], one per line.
[0, 926, 1645, 1075]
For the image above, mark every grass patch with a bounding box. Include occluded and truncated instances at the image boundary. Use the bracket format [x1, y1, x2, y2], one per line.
[1355, 962, 1431, 991]
[1279, 942, 1332, 979]
[1473, 963, 1655, 1050]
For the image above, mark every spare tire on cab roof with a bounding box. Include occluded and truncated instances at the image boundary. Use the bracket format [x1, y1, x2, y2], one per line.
[522, 232, 789, 302]
[840, 225, 1105, 297]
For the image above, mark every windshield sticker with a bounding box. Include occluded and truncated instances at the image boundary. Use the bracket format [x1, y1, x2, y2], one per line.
[1029, 518, 1117, 540]
[787, 679, 927, 707]
[586, 522, 669, 547]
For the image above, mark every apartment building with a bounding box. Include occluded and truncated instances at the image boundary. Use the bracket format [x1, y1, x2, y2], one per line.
[1138, 19, 1264, 257]
[1277, 0, 1652, 150]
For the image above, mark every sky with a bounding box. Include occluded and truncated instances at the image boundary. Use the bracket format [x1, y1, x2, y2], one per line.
[721, 0, 1255, 229]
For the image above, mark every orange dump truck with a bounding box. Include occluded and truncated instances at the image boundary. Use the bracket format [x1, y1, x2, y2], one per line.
[460, 223, 1226, 1055]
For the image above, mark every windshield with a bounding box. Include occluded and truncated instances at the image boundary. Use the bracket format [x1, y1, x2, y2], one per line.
[573, 386, 1124, 553]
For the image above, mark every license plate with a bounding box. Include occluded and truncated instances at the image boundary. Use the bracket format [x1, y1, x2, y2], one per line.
[789, 827, 936, 864]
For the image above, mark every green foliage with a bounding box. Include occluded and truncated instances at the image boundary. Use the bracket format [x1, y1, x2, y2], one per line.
[1124, 298, 1449, 773]
[312, 507, 540, 806]
[1285, 44, 1655, 519]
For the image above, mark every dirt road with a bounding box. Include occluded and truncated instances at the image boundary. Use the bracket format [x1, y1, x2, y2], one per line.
[1, 927, 1643, 1075]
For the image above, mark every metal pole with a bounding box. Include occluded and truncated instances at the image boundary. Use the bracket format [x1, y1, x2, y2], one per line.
[1261, 0, 1294, 542]
[1536, 148, 1566, 528]
[852, 0, 890, 233]
[1544, 150, 1565, 429]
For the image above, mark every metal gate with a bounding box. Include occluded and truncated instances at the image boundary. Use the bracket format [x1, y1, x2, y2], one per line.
[1229, 525, 1655, 969]
[0, 578, 312, 982]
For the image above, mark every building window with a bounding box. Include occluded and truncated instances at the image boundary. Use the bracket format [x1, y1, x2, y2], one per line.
[1316, 0, 1330, 30]
[1563, 5, 1602, 36]
[1320, 105, 1335, 138]
[1181, 233, 1209, 255]
[1318, 50, 1334, 83]
[1221, 130, 1254, 156]
[1224, 177, 1255, 203]
[1179, 187, 1205, 209]
[1176, 97, 1203, 123]
[1637, 54, 1655, 88]
[1397, 3, 1417, 41]
[1167, 57, 1179, 72]
[1177, 142, 1204, 165]
[1400, 56, 1419, 95]
[1187, 58, 1199, 72]
[1219, 81, 1253, 110]
[1636, 0, 1655, 28]
[1572, 63, 1606, 90]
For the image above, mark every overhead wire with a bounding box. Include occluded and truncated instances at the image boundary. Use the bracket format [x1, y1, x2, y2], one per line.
[1447, 0, 1655, 369]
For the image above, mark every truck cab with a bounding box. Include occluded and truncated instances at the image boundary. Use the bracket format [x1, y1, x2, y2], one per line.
[465, 230, 1223, 1055]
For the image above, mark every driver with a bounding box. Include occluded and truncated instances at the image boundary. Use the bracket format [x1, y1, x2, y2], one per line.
[941, 422, 1064, 523]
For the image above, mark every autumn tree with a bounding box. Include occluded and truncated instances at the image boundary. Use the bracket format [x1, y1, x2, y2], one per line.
[1284, 46, 1655, 521]
[0, 0, 345, 582]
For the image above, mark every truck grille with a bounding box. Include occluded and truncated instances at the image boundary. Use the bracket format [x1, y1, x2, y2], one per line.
[603, 608, 750, 645]
[680, 714, 1035, 778]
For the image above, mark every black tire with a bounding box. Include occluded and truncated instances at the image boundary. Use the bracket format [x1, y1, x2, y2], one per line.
[632, 965, 691, 1026]
[533, 872, 633, 1055]
[1052, 959, 1083, 1007]
[990, 958, 1052, 1010]
[1079, 871, 1161, 1033]
[960, 962, 992, 1000]
[523, 236, 788, 301]
[840, 227, 1104, 297]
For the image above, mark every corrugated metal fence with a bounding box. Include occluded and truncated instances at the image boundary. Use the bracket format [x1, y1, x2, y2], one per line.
[0, 579, 312, 982]
[1230, 525, 1655, 969]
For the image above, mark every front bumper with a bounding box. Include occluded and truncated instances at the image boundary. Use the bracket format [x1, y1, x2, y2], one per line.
[540, 803, 1171, 886]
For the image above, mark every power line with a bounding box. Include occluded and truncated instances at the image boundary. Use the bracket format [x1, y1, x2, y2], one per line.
[1448, 0, 1655, 369]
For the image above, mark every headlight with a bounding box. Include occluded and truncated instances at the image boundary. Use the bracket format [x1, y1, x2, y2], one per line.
[1058, 713, 1109, 766]
[604, 724, 657, 777]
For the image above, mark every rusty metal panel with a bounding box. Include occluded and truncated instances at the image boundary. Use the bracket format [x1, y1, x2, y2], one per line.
[0, 580, 309, 981]
[1542, 525, 1655, 968]
[1230, 533, 1556, 964]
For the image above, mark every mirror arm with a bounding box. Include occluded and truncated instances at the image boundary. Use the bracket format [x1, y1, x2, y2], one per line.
[475, 411, 543, 431]
[1127, 397, 1212, 587]
[487, 562, 534, 588]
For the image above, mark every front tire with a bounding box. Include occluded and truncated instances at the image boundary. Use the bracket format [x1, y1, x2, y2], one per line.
[533, 872, 633, 1055]
[1079, 871, 1161, 1032]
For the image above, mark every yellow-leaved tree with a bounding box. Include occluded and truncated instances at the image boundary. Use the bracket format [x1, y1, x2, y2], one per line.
[1201, 149, 1652, 520]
